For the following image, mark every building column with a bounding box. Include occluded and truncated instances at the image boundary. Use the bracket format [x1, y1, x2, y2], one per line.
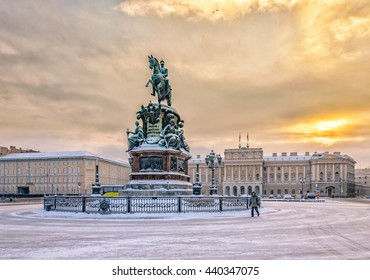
[332, 163, 335, 181]
[205, 166, 209, 183]
[223, 164, 227, 181]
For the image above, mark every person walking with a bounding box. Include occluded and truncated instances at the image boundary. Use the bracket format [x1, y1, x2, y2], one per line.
[249, 191, 261, 217]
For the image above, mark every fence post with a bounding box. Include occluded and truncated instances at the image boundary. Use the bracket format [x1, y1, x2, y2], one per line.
[127, 197, 131, 213]
[178, 197, 182, 213]
[82, 197, 86, 212]
[219, 197, 223, 212]
[54, 196, 57, 210]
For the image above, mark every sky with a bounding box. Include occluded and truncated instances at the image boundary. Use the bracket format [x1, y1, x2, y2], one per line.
[0, 0, 370, 167]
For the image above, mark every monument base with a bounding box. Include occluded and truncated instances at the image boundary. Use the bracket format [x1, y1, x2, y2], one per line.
[119, 180, 193, 197]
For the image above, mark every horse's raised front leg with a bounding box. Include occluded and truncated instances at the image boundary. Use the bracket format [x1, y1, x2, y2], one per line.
[146, 79, 156, 96]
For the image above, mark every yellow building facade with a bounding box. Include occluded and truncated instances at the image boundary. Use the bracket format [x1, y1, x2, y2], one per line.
[0, 151, 130, 195]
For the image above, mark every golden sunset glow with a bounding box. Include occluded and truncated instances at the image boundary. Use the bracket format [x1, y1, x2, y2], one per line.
[1, 0, 370, 166]
[286, 118, 361, 145]
[315, 119, 349, 132]
[288, 119, 349, 133]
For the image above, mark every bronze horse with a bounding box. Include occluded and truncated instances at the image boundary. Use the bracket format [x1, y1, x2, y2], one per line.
[145, 55, 172, 106]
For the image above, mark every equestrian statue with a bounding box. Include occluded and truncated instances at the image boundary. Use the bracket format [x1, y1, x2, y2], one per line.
[145, 55, 172, 106]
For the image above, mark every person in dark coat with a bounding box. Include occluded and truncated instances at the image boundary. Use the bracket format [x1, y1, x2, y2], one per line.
[249, 191, 261, 217]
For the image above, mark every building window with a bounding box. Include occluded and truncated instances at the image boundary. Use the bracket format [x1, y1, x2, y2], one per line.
[284, 173, 289, 182]
[335, 172, 340, 181]
[233, 186, 238, 196]
[269, 174, 275, 183]
[225, 186, 230, 196]
[248, 186, 252, 195]
[277, 174, 281, 183]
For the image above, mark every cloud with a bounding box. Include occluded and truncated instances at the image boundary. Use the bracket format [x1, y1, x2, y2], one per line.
[330, 16, 370, 42]
[1, 0, 370, 166]
[115, 0, 297, 21]
[0, 41, 18, 55]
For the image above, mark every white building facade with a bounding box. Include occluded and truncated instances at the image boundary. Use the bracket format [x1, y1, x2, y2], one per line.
[189, 147, 356, 197]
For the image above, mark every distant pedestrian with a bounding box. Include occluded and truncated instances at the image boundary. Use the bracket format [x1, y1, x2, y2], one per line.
[249, 191, 260, 217]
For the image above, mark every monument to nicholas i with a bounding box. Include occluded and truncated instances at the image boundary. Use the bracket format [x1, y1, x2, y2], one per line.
[120, 55, 192, 196]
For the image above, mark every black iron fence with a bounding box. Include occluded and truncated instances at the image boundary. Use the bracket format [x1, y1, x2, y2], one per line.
[44, 196, 249, 214]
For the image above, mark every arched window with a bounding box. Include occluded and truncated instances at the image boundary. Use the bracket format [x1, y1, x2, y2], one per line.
[248, 186, 252, 195]
[225, 186, 230, 196]
[255, 186, 260, 195]
[240, 186, 245, 195]
[335, 172, 340, 181]
[233, 186, 238, 196]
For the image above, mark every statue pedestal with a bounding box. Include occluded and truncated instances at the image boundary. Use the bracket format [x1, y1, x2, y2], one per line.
[121, 144, 192, 197]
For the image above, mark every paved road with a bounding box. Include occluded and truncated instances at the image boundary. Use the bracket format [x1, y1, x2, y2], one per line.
[1, 199, 369, 259]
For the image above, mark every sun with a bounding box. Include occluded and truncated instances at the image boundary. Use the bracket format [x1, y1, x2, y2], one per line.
[286, 118, 354, 145]
[315, 120, 349, 132]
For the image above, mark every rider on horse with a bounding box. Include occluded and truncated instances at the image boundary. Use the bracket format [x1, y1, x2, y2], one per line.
[146, 55, 172, 106]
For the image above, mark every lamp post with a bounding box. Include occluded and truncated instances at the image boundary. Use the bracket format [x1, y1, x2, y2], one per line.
[300, 177, 305, 199]
[192, 158, 202, 195]
[205, 150, 222, 196]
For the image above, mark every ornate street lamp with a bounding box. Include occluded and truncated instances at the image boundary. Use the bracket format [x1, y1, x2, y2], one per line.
[205, 150, 222, 195]
[192, 158, 202, 195]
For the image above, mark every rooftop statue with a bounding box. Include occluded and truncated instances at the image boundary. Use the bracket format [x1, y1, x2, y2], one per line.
[145, 55, 172, 106]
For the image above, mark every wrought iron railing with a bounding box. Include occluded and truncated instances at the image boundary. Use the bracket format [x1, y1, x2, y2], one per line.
[44, 196, 249, 214]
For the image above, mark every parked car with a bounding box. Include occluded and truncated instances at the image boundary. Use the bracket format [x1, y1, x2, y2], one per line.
[283, 194, 293, 200]
[276, 194, 282, 199]
[268, 195, 275, 199]
[305, 193, 316, 199]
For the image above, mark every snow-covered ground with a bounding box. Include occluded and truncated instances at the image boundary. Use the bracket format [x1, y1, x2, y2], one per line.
[1, 199, 370, 260]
